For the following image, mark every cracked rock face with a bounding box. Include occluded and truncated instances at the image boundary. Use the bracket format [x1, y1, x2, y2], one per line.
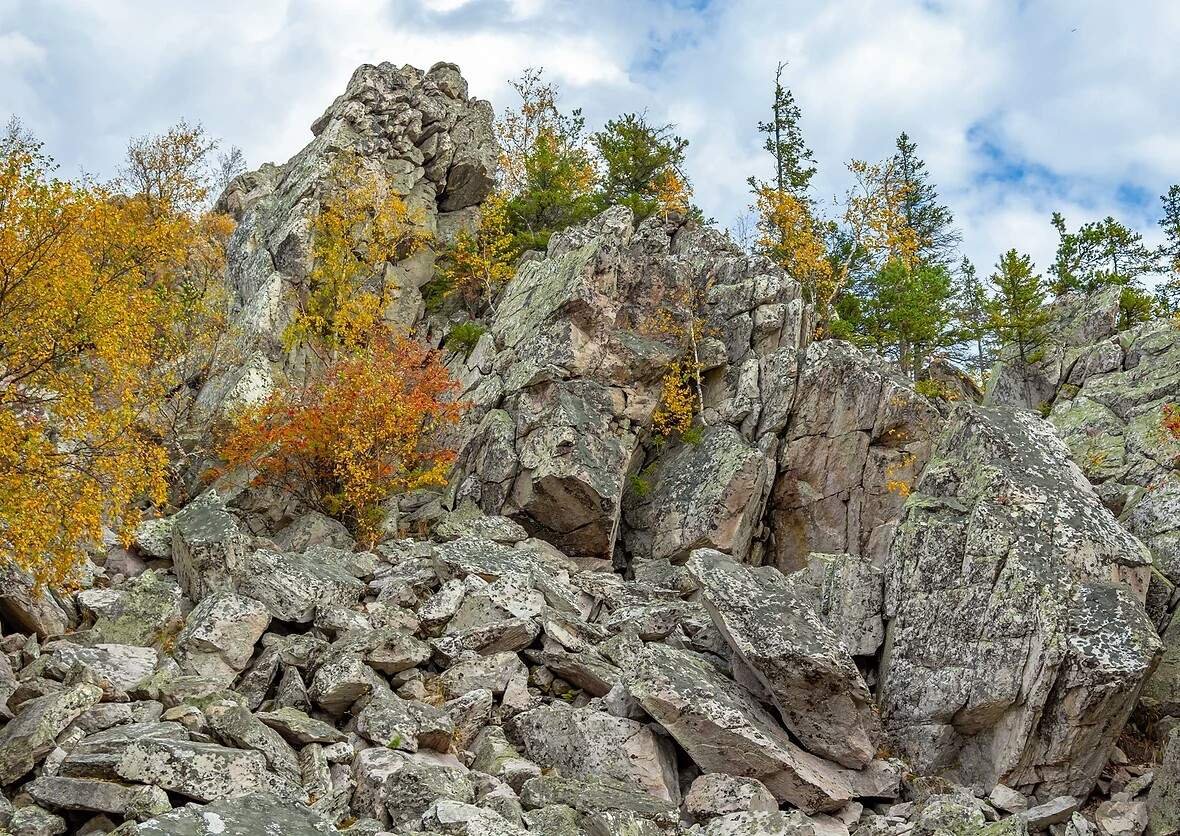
[879, 405, 1160, 799]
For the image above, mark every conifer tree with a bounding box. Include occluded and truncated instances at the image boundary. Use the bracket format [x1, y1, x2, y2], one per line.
[750, 61, 816, 198]
[892, 132, 960, 268]
[591, 113, 691, 222]
[1049, 213, 1158, 294]
[855, 258, 956, 379]
[987, 249, 1050, 363]
[1157, 186, 1180, 314]
[952, 257, 996, 381]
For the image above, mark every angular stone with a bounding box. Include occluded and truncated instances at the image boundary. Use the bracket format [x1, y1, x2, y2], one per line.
[205, 699, 300, 780]
[114, 737, 268, 802]
[1096, 800, 1149, 836]
[43, 643, 159, 693]
[234, 549, 365, 623]
[255, 707, 346, 746]
[350, 747, 474, 828]
[506, 703, 678, 803]
[881, 406, 1159, 798]
[628, 424, 771, 563]
[25, 776, 170, 820]
[171, 493, 248, 602]
[1020, 797, 1081, 830]
[518, 774, 677, 825]
[356, 695, 453, 752]
[1149, 728, 1180, 836]
[785, 552, 885, 657]
[684, 773, 779, 821]
[0, 683, 103, 785]
[174, 592, 269, 683]
[623, 641, 893, 813]
[133, 791, 337, 835]
[688, 549, 878, 768]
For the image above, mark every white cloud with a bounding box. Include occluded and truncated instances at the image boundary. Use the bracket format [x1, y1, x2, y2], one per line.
[0, 0, 1176, 278]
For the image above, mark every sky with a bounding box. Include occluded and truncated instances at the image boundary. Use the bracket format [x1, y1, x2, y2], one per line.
[3, 0, 1179, 280]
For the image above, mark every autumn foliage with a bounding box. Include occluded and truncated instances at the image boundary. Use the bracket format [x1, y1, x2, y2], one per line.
[217, 335, 463, 543]
[0, 120, 231, 587]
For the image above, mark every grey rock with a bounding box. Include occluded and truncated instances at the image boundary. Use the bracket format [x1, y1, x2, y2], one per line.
[684, 773, 779, 821]
[623, 641, 893, 813]
[8, 804, 67, 836]
[688, 548, 879, 768]
[133, 792, 338, 835]
[1021, 797, 1081, 830]
[0, 682, 103, 784]
[26, 776, 171, 820]
[170, 492, 248, 602]
[234, 548, 365, 623]
[114, 737, 269, 802]
[1096, 800, 1149, 836]
[1149, 728, 1180, 836]
[255, 707, 346, 745]
[174, 592, 269, 683]
[881, 406, 1159, 798]
[506, 703, 678, 802]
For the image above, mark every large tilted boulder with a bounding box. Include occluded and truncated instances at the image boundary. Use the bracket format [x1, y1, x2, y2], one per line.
[879, 405, 1161, 799]
[766, 339, 942, 571]
[687, 549, 879, 768]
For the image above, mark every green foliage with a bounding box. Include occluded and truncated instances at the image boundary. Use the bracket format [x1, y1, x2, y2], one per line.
[1118, 285, 1156, 330]
[445, 320, 487, 356]
[843, 258, 956, 379]
[1049, 212, 1159, 295]
[951, 257, 997, 381]
[892, 132, 960, 269]
[750, 61, 816, 198]
[628, 472, 651, 498]
[986, 249, 1049, 364]
[681, 424, 704, 446]
[591, 113, 690, 221]
[914, 378, 958, 402]
[497, 69, 598, 254]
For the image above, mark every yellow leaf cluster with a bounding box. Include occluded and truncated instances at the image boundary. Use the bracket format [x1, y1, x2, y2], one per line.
[436, 190, 516, 313]
[652, 360, 697, 438]
[286, 158, 430, 357]
[844, 159, 919, 270]
[753, 185, 835, 311]
[653, 169, 692, 218]
[0, 126, 217, 587]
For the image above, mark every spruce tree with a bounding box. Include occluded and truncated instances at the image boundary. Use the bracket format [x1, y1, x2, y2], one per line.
[892, 132, 960, 268]
[1049, 213, 1158, 294]
[749, 62, 816, 198]
[591, 113, 690, 222]
[987, 249, 1049, 364]
[1157, 186, 1180, 314]
[952, 257, 996, 381]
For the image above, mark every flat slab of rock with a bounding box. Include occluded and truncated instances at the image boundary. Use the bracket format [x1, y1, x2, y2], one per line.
[0, 683, 102, 785]
[687, 548, 879, 768]
[623, 641, 894, 813]
[114, 737, 268, 802]
[234, 549, 365, 623]
[134, 791, 337, 835]
[507, 703, 679, 803]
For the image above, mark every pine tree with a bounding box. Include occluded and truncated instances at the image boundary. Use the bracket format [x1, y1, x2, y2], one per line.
[892, 132, 960, 268]
[591, 113, 691, 222]
[952, 257, 996, 381]
[1157, 186, 1180, 314]
[1049, 213, 1158, 294]
[854, 258, 956, 379]
[750, 62, 816, 198]
[987, 249, 1049, 364]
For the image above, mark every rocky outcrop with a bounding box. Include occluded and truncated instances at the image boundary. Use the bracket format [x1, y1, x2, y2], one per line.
[880, 405, 1161, 799]
[1, 59, 1172, 836]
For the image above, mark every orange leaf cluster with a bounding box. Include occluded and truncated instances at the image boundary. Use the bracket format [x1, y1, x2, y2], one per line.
[217, 335, 465, 544]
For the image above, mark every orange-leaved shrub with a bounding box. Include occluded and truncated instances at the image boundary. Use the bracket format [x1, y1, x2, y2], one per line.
[216, 335, 465, 544]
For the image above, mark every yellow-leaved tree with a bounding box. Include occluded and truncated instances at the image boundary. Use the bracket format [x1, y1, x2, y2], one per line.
[0, 119, 226, 587]
[753, 185, 835, 317]
[284, 157, 430, 358]
[435, 190, 516, 316]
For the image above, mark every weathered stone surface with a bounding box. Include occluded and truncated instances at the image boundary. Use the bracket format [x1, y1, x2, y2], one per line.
[42, 642, 159, 693]
[350, 747, 474, 827]
[7, 804, 66, 836]
[0, 565, 72, 638]
[174, 592, 269, 683]
[623, 641, 893, 813]
[205, 699, 300, 780]
[170, 492, 247, 602]
[627, 425, 771, 563]
[0, 683, 102, 785]
[133, 792, 338, 835]
[356, 695, 453, 752]
[785, 551, 885, 657]
[766, 339, 941, 571]
[114, 737, 269, 802]
[880, 405, 1160, 799]
[506, 703, 679, 803]
[518, 774, 677, 824]
[234, 548, 365, 623]
[1095, 799, 1149, 836]
[688, 548, 879, 768]
[684, 773, 779, 821]
[26, 776, 170, 820]
[255, 707, 346, 746]
[686, 810, 825, 835]
[1149, 728, 1180, 836]
[84, 571, 184, 648]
